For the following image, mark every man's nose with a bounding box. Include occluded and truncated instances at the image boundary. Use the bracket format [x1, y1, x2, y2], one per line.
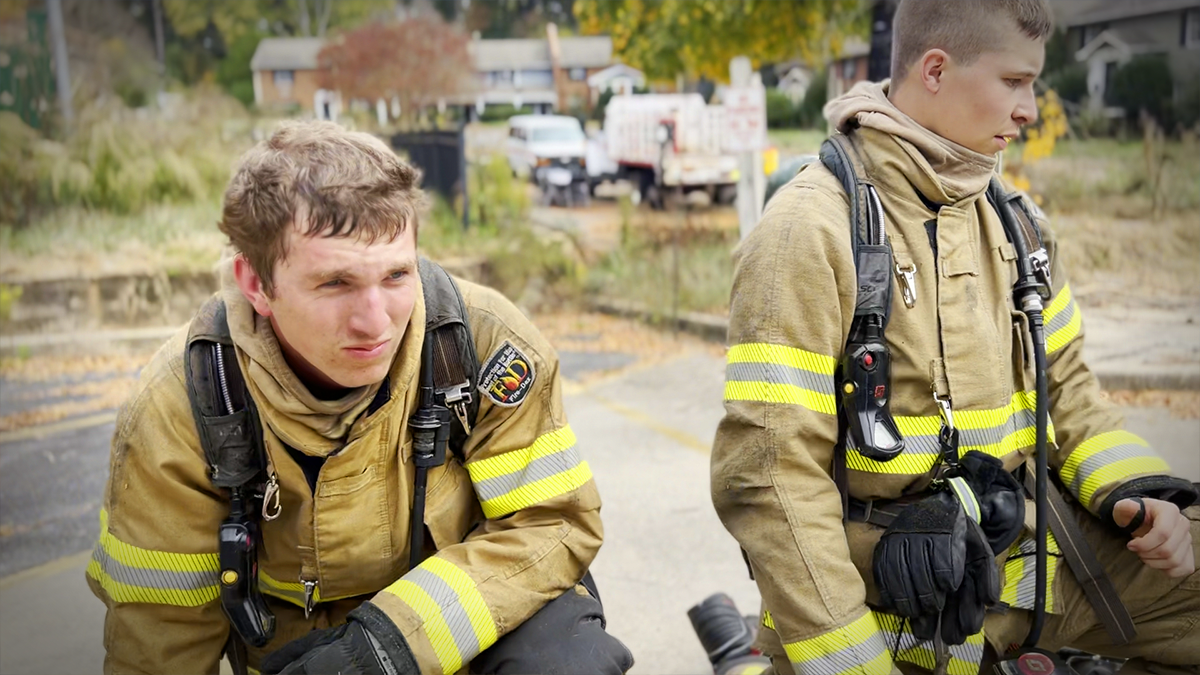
[348, 286, 391, 336]
[1014, 87, 1039, 126]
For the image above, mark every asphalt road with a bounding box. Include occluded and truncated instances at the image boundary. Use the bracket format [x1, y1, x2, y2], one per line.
[1, 350, 1198, 675]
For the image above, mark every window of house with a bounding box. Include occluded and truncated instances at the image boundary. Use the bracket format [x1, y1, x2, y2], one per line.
[1081, 23, 1106, 49]
[273, 70, 294, 87]
[1185, 8, 1200, 48]
[842, 59, 856, 81]
[569, 68, 586, 81]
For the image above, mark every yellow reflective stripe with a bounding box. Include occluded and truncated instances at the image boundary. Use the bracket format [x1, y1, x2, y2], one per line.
[763, 609, 775, 630]
[382, 557, 498, 675]
[384, 578, 463, 674]
[724, 343, 838, 415]
[466, 426, 593, 519]
[258, 570, 324, 607]
[873, 613, 985, 675]
[725, 381, 838, 414]
[1044, 284, 1081, 355]
[848, 392, 1052, 475]
[948, 477, 981, 524]
[1058, 430, 1169, 508]
[86, 509, 220, 607]
[727, 343, 838, 375]
[783, 611, 892, 675]
[467, 426, 575, 481]
[1000, 531, 1061, 613]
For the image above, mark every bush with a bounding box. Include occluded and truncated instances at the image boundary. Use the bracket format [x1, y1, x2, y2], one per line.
[1044, 62, 1088, 105]
[1109, 54, 1173, 124]
[0, 87, 251, 226]
[797, 69, 829, 128]
[479, 104, 538, 122]
[766, 88, 797, 129]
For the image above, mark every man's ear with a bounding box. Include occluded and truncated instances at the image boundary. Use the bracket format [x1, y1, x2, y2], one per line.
[918, 49, 949, 93]
[232, 254, 274, 317]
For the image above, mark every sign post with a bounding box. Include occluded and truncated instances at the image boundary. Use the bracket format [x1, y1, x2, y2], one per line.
[725, 57, 766, 239]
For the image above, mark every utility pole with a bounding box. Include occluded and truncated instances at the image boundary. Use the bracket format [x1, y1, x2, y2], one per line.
[545, 22, 567, 113]
[151, 0, 166, 75]
[46, 0, 72, 127]
[728, 56, 766, 239]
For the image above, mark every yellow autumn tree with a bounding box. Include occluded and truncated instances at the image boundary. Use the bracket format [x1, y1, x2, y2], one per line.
[575, 0, 870, 82]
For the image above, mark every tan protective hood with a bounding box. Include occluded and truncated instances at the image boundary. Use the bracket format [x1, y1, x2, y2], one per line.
[217, 253, 424, 457]
[822, 80, 998, 204]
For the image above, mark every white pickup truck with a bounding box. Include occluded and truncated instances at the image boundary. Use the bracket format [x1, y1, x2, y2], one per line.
[589, 93, 739, 209]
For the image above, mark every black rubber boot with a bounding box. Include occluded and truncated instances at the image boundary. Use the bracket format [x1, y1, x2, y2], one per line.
[687, 593, 771, 675]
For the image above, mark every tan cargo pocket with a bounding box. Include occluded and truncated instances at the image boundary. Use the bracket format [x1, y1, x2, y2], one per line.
[1010, 310, 1036, 393]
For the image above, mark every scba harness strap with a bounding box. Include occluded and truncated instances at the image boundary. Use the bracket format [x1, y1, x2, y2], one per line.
[818, 132, 1136, 646]
[183, 257, 479, 661]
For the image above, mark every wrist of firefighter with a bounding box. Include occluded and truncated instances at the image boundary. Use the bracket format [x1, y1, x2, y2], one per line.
[1098, 475, 1199, 535]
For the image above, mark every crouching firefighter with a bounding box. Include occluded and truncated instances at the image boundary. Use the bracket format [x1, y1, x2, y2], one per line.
[709, 2, 1200, 674]
[85, 121, 634, 675]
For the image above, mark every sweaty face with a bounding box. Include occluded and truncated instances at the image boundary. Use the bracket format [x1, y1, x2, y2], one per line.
[244, 222, 418, 392]
[929, 31, 1045, 155]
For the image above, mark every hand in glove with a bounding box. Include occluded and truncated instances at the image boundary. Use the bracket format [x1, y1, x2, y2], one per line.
[260, 602, 419, 675]
[872, 491, 967, 630]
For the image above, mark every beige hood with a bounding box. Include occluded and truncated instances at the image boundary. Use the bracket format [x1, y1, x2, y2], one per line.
[823, 80, 998, 204]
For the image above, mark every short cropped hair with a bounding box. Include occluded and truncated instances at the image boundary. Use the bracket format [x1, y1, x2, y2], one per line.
[890, 0, 1055, 84]
[219, 120, 427, 294]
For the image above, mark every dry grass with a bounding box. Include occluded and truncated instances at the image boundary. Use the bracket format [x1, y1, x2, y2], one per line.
[1100, 390, 1200, 419]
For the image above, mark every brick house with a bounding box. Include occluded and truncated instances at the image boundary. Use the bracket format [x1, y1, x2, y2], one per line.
[464, 35, 613, 114]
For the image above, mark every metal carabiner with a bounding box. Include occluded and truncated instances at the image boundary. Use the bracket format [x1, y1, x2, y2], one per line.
[261, 473, 282, 521]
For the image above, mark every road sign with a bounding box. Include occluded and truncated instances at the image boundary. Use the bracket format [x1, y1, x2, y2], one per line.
[722, 85, 766, 153]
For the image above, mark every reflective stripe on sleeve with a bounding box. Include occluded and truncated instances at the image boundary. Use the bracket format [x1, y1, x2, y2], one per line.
[1058, 430, 1170, 509]
[873, 613, 985, 675]
[381, 556, 498, 675]
[1044, 283, 1082, 355]
[1000, 530, 1061, 613]
[724, 343, 838, 415]
[782, 611, 893, 675]
[86, 509, 219, 607]
[466, 425, 592, 519]
[847, 391, 1054, 475]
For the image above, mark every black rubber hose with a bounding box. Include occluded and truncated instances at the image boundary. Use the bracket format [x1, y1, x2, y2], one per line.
[1023, 305, 1049, 648]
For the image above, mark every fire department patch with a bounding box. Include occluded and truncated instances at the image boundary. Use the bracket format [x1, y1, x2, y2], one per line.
[478, 341, 536, 407]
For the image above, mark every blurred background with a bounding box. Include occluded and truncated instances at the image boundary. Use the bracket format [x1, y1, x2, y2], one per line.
[1, 1, 1198, 673]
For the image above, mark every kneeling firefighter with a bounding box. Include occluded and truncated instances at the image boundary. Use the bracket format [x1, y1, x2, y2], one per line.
[703, 76, 1200, 675]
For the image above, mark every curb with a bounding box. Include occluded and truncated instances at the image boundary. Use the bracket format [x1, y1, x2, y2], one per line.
[590, 299, 1200, 392]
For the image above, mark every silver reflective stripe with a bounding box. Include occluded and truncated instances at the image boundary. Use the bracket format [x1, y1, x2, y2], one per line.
[405, 567, 482, 661]
[1045, 294, 1077, 335]
[91, 544, 218, 591]
[472, 446, 582, 503]
[1067, 443, 1153, 497]
[725, 362, 836, 396]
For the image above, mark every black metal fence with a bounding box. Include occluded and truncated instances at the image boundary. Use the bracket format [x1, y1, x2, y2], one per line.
[390, 129, 465, 213]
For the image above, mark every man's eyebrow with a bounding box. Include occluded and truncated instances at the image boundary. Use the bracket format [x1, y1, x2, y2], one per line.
[307, 268, 355, 283]
[1015, 70, 1040, 79]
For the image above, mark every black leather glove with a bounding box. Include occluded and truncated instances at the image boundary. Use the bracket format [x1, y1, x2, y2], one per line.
[956, 451, 1025, 554]
[872, 491, 967, 626]
[260, 603, 419, 675]
[939, 517, 999, 645]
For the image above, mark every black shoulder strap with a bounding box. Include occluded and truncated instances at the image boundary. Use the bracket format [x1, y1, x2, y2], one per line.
[184, 295, 267, 489]
[819, 134, 895, 329]
[418, 257, 479, 460]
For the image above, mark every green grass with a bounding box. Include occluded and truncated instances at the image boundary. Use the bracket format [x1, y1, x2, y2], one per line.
[768, 128, 828, 156]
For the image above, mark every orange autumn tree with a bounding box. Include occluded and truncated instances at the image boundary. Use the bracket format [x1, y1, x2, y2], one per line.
[317, 15, 474, 125]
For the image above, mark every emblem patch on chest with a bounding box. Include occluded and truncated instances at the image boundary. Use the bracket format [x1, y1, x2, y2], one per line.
[478, 341, 536, 407]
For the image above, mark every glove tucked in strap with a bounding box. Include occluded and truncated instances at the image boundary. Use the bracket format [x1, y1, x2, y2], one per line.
[260, 602, 420, 675]
[872, 481, 999, 646]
